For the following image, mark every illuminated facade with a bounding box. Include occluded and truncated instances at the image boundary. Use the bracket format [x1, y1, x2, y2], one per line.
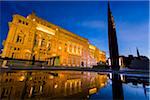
[2, 12, 106, 67]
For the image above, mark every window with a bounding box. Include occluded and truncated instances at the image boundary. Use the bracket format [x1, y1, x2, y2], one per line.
[74, 46, 76, 53]
[16, 35, 23, 43]
[68, 57, 71, 64]
[3, 88, 9, 96]
[47, 43, 51, 51]
[5, 79, 8, 82]
[33, 19, 35, 21]
[34, 35, 38, 46]
[72, 58, 74, 64]
[28, 38, 31, 42]
[64, 43, 67, 52]
[10, 46, 12, 50]
[9, 79, 12, 82]
[64, 47, 67, 52]
[18, 20, 21, 23]
[25, 53, 29, 58]
[78, 47, 80, 53]
[16, 36, 20, 42]
[41, 39, 46, 47]
[69, 45, 72, 52]
[12, 53, 14, 58]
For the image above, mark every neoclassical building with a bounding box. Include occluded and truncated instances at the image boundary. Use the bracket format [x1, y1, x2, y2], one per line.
[2, 12, 106, 67]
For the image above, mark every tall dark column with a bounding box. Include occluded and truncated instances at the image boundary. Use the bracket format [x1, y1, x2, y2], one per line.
[108, 2, 119, 70]
[108, 2, 124, 100]
[136, 47, 140, 57]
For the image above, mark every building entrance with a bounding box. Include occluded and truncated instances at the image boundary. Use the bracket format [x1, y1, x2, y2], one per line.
[48, 56, 60, 66]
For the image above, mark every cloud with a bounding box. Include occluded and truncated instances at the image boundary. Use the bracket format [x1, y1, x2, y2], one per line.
[78, 20, 106, 30]
[117, 21, 148, 42]
[116, 21, 149, 57]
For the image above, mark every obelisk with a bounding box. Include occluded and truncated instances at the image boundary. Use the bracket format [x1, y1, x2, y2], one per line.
[108, 2, 124, 100]
[108, 2, 119, 70]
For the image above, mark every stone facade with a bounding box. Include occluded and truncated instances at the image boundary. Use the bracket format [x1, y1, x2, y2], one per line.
[2, 12, 106, 67]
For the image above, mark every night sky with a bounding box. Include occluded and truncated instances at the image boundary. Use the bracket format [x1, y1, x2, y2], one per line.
[0, 1, 149, 58]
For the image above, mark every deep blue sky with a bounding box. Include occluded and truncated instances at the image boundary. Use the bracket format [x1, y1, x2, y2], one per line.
[0, 1, 149, 58]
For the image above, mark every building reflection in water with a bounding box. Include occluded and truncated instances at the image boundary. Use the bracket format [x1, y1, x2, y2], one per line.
[123, 74, 150, 98]
[0, 71, 108, 99]
[109, 73, 149, 100]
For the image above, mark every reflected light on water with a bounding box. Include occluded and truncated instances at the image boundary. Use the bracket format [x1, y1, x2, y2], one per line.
[0, 71, 149, 100]
[49, 75, 54, 79]
[89, 88, 97, 95]
[54, 84, 58, 89]
[18, 76, 25, 81]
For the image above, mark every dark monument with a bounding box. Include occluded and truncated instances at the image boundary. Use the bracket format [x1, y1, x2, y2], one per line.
[108, 2, 124, 100]
[108, 2, 119, 70]
[136, 47, 140, 58]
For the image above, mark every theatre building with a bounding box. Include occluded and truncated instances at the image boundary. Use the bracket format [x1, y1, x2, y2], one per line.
[1, 12, 106, 67]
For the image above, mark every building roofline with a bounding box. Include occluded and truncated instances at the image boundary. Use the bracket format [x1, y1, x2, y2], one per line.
[27, 13, 89, 42]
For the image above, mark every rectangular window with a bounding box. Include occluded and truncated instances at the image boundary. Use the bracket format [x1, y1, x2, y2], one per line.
[78, 48, 80, 54]
[69, 45, 72, 52]
[64, 43, 67, 52]
[16, 36, 20, 43]
[74, 46, 76, 53]
[16, 35, 23, 44]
